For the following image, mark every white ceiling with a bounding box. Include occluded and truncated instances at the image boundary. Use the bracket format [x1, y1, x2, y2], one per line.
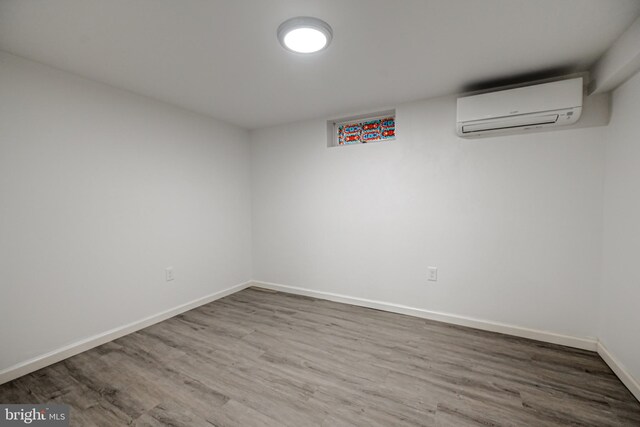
[1, 0, 639, 129]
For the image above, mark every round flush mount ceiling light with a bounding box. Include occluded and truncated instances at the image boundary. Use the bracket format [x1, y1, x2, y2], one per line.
[277, 17, 333, 54]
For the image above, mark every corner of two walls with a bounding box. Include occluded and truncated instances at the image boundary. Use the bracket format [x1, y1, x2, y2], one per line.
[597, 69, 640, 396]
[246, 76, 637, 397]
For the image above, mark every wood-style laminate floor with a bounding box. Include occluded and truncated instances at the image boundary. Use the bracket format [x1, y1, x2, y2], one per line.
[1, 287, 639, 426]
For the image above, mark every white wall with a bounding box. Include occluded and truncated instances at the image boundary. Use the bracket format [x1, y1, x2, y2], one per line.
[599, 70, 640, 383]
[0, 52, 252, 372]
[251, 94, 607, 340]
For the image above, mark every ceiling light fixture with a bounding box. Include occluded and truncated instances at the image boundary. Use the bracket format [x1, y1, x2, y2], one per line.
[277, 17, 333, 54]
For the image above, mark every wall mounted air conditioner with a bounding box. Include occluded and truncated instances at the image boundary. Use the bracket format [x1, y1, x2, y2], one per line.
[456, 77, 583, 138]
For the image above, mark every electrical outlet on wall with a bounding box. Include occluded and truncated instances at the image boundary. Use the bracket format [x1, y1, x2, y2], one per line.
[427, 267, 438, 282]
[165, 267, 175, 281]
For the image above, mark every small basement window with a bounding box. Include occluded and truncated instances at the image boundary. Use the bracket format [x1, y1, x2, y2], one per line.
[327, 110, 396, 147]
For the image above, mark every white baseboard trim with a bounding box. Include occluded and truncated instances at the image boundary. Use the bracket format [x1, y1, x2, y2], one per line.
[0, 280, 252, 386]
[252, 280, 598, 352]
[597, 341, 640, 402]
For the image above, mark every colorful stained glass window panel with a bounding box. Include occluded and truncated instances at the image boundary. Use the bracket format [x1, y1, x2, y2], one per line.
[337, 116, 395, 145]
[338, 122, 362, 145]
[380, 117, 395, 139]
